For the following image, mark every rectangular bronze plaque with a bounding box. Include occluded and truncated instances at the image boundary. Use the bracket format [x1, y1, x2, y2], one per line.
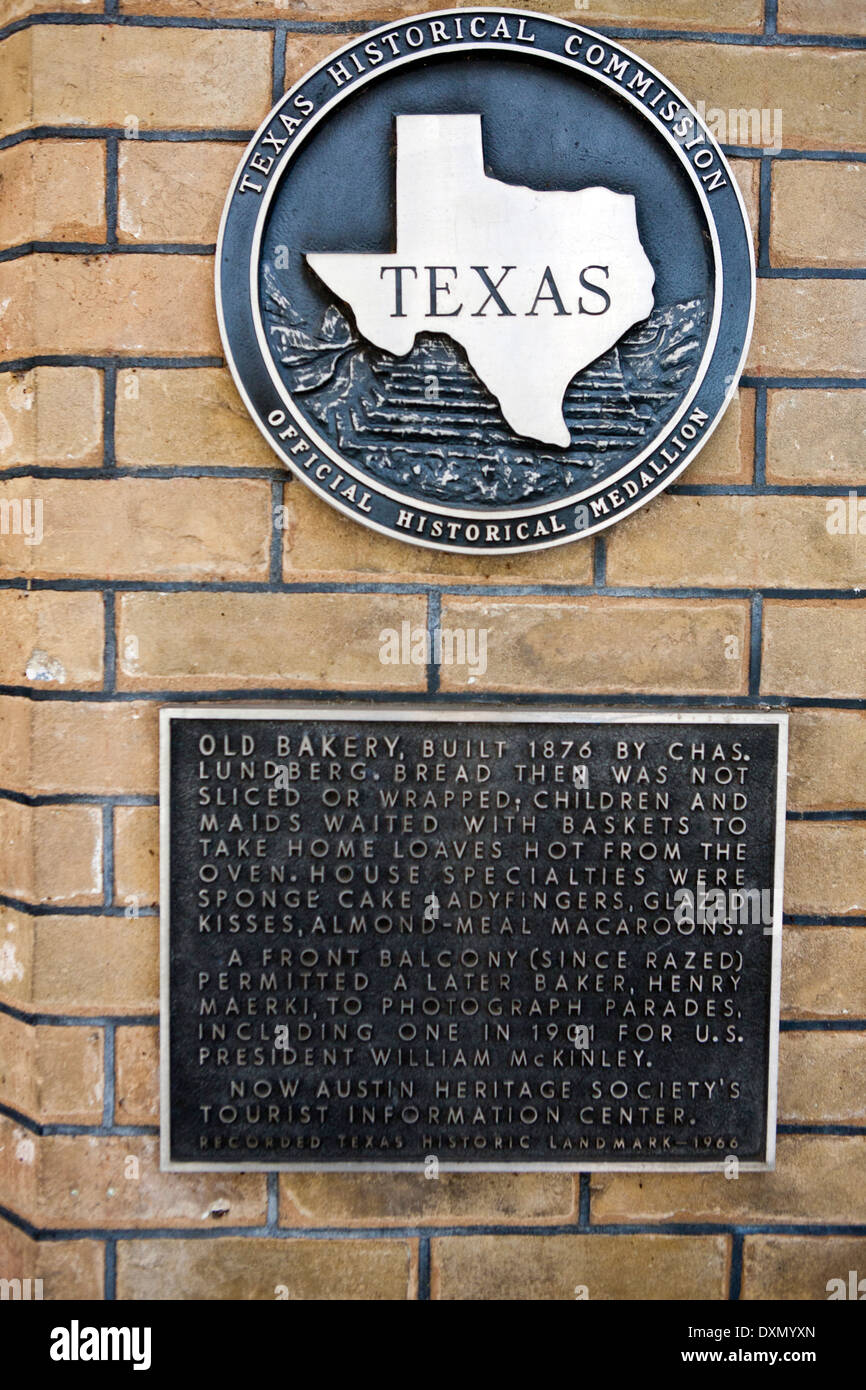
[160, 708, 786, 1171]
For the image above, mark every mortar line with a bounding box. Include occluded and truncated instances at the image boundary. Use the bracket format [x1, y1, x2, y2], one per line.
[417, 1237, 431, 1300]
[269, 479, 284, 586]
[272, 20, 288, 103]
[427, 590, 442, 696]
[102, 802, 115, 908]
[758, 155, 773, 273]
[753, 384, 768, 487]
[104, 1239, 117, 1300]
[0, 895, 159, 917]
[0, 790, 158, 807]
[592, 535, 607, 588]
[103, 590, 117, 694]
[0, 1003, 161, 1026]
[267, 1173, 280, 1229]
[4, 690, 866, 710]
[728, 1231, 744, 1300]
[6, 1213, 866, 1242]
[0, 12, 864, 45]
[748, 594, 763, 698]
[5, 575, 866, 596]
[105, 135, 119, 249]
[102, 364, 117, 471]
[102, 1021, 116, 1128]
[578, 1172, 592, 1229]
[0, 242, 217, 263]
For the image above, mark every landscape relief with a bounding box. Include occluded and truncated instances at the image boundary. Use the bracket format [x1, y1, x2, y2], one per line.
[263, 261, 709, 506]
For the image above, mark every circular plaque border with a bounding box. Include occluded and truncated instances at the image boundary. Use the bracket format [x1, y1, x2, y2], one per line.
[216, 9, 755, 555]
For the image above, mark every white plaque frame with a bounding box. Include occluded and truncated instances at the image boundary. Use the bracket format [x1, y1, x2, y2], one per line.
[160, 707, 786, 1172]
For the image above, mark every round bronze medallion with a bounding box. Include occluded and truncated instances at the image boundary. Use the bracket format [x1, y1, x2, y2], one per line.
[217, 9, 754, 554]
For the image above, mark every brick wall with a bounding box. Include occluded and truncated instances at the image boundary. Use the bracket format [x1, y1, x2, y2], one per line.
[0, 0, 864, 1302]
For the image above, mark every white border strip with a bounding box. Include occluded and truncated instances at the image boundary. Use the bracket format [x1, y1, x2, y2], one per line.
[160, 706, 786, 1173]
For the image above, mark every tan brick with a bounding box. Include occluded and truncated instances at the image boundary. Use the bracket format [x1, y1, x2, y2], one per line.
[115, 367, 276, 470]
[0, 909, 33, 1012]
[788, 709, 866, 810]
[37, 1238, 105, 1300]
[0, 1218, 104, 1301]
[0, 31, 32, 140]
[0, 699, 159, 799]
[766, 389, 866, 484]
[762, 600, 866, 698]
[571, 0, 763, 29]
[0, 477, 270, 581]
[438, 596, 750, 694]
[115, 1024, 159, 1126]
[116, 591, 429, 690]
[28, 701, 158, 797]
[743, 1236, 866, 1302]
[772, 162, 866, 269]
[0, 367, 103, 472]
[0, 253, 32, 359]
[39, 1133, 266, 1229]
[749, 279, 866, 377]
[283, 31, 358, 90]
[591, 1136, 866, 1224]
[782, 927, 866, 1019]
[778, 1030, 866, 1124]
[0, 1116, 38, 1220]
[0, 696, 29, 792]
[431, 1233, 730, 1301]
[778, 1, 866, 37]
[0, 1011, 35, 1116]
[0, 142, 106, 250]
[0, 253, 219, 360]
[0, 589, 103, 688]
[114, 805, 158, 908]
[784, 821, 866, 917]
[30, 26, 272, 130]
[1, 0, 101, 23]
[632, 41, 866, 152]
[606, 494, 864, 588]
[38, 1024, 105, 1125]
[280, 1172, 576, 1228]
[0, 801, 102, 905]
[117, 1235, 415, 1299]
[729, 159, 760, 256]
[125, 0, 347, 14]
[129, 0, 762, 28]
[2, 912, 160, 1016]
[281, 482, 595, 585]
[0, 1017, 104, 1125]
[655, 387, 755, 487]
[118, 141, 244, 244]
